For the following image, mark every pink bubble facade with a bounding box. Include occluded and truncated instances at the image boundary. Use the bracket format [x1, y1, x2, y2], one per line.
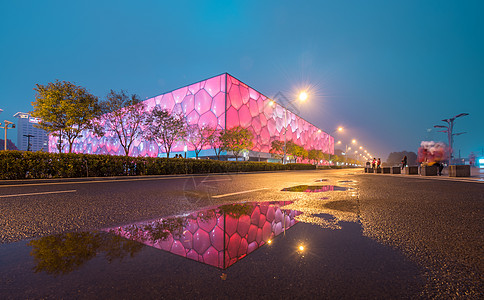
[49, 73, 334, 157]
[107, 201, 300, 269]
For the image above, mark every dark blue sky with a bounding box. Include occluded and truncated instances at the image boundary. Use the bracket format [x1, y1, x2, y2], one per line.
[1, 0, 483, 159]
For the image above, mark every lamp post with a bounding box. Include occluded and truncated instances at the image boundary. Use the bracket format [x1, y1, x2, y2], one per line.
[327, 127, 343, 163]
[1, 120, 16, 150]
[337, 140, 356, 166]
[434, 113, 469, 163]
[273, 91, 308, 164]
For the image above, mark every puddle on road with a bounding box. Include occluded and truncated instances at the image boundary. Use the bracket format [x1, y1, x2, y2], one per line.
[282, 185, 351, 192]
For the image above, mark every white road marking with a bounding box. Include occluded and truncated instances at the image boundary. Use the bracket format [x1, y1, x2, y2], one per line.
[201, 179, 232, 183]
[0, 175, 197, 188]
[211, 188, 269, 198]
[0, 190, 77, 198]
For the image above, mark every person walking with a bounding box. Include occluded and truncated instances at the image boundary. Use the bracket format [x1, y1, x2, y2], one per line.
[377, 158, 381, 169]
[372, 158, 376, 169]
[401, 155, 407, 170]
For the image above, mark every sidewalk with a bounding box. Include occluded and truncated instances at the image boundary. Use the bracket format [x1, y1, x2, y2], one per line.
[365, 167, 484, 183]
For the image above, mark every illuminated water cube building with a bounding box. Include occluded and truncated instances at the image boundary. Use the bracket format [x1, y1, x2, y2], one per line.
[49, 73, 334, 161]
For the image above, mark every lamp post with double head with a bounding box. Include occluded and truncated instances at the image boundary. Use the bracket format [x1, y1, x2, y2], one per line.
[337, 138, 356, 165]
[434, 113, 469, 164]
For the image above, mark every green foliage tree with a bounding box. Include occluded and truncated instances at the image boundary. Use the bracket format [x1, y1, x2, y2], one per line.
[96, 90, 146, 156]
[220, 126, 254, 161]
[285, 140, 297, 163]
[308, 149, 324, 164]
[270, 140, 284, 163]
[286, 141, 307, 163]
[31, 80, 100, 153]
[143, 107, 186, 158]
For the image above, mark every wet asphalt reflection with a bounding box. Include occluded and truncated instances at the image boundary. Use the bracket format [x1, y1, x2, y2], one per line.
[0, 175, 425, 299]
[0, 169, 482, 298]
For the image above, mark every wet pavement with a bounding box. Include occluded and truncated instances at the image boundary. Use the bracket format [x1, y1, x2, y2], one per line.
[0, 169, 483, 298]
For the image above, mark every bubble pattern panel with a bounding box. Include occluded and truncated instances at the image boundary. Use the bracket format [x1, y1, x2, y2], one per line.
[225, 74, 333, 154]
[107, 201, 300, 269]
[49, 74, 227, 156]
[48, 73, 334, 156]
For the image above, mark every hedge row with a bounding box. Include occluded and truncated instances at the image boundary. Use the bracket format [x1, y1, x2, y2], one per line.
[0, 151, 316, 180]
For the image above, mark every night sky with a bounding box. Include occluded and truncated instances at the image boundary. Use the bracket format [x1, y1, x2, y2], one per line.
[1, 0, 482, 160]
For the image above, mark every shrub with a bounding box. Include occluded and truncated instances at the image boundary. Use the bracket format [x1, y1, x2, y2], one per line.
[0, 151, 316, 180]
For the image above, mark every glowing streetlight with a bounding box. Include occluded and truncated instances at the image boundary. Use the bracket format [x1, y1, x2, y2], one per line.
[299, 91, 308, 102]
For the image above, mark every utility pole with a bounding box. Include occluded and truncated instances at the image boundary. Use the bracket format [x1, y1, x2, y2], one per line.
[24, 134, 35, 151]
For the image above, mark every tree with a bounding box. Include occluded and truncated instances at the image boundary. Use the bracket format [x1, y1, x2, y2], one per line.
[96, 90, 146, 156]
[285, 140, 297, 163]
[220, 126, 254, 161]
[270, 140, 284, 163]
[31, 80, 100, 153]
[308, 149, 324, 165]
[209, 129, 225, 160]
[186, 125, 216, 159]
[299, 146, 309, 162]
[286, 141, 307, 163]
[331, 155, 342, 164]
[143, 107, 186, 158]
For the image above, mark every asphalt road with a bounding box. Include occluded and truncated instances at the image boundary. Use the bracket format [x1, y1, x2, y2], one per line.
[0, 169, 483, 298]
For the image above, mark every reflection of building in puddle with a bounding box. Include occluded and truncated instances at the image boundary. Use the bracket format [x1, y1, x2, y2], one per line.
[107, 201, 301, 269]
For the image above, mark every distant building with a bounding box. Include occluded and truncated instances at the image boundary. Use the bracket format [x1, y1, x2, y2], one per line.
[0, 139, 18, 150]
[13, 112, 49, 151]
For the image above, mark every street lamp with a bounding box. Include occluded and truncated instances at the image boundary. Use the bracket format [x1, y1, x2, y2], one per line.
[337, 139, 356, 165]
[326, 127, 343, 164]
[434, 113, 469, 163]
[0, 120, 16, 150]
